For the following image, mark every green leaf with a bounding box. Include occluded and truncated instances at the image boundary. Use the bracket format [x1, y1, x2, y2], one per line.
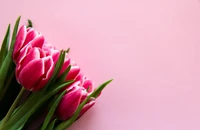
[51, 50, 66, 84]
[54, 79, 113, 130]
[57, 65, 71, 83]
[91, 79, 113, 98]
[66, 48, 70, 53]
[1, 80, 73, 130]
[27, 19, 33, 28]
[0, 24, 10, 68]
[0, 88, 25, 130]
[46, 80, 73, 96]
[45, 119, 57, 130]
[41, 90, 66, 130]
[0, 66, 15, 101]
[0, 16, 21, 92]
[43, 50, 66, 91]
[10, 16, 21, 51]
[0, 54, 11, 92]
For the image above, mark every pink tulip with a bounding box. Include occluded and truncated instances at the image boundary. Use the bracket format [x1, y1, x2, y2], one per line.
[56, 61, 96, 120]
[13, 25, 60, 91]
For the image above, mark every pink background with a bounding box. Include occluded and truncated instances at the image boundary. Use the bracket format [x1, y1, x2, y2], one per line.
[1, 0, 200, 129]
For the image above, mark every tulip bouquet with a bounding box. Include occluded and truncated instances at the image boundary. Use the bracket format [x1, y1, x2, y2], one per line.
[0, 17, 112, 130]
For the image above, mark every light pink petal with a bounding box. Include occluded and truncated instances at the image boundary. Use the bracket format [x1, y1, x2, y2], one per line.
[42, 44, 51, 54]
[56, 87, 82, 120]
[43, 43, 55, 50]
[13, 25, 27, 62]
[42, 43, 60, 62]
[70, 61, 77, 66]
[18, 59, 44, 91]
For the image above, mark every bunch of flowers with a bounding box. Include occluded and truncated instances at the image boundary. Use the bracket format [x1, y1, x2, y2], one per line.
[0, 17, 112, 130]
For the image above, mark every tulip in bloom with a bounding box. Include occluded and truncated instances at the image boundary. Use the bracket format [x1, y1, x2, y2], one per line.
[13, 25, 60, 91]
[56, 62, 96, 120]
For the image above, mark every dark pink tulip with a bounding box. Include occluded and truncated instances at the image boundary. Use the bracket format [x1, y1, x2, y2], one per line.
[56, 61, 96, 120]
[13, 25, 39, 63]
[13, 25, 60, 91]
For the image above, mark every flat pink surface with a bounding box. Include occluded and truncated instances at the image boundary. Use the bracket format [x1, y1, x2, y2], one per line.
[1, 0, 200, 129]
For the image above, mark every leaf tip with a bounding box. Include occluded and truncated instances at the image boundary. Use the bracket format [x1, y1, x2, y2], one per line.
[105, 79, 113, 85]
[27, 19, 33, 28]
[17, 16, 21, 21]
[66, 48, 70, 53]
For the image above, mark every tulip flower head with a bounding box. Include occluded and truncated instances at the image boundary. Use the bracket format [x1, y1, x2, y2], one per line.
[13, 25, 60, 91]
[56, 61, 96, 120]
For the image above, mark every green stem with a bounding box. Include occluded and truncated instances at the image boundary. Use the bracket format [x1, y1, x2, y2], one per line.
[0, 87, 25, 130]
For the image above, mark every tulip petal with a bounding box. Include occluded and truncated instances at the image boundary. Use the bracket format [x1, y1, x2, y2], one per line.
[33, 56, 54, 91]
[43, 43, 60, 62]
[23, 28, 38, 47]
[66, 65, 80, 80]
[83, 80, 94, 92]
[20, 48, 41, 70]
[80, 89, 88, 103]
[29, 35, 45, 48]
[15, 64, 20, 81]
[18, 59, 44, 90]
[79, 98, 95, 118]
[56, 87, 82, 120]
[38, 48, 46, 58]
[16, 45, 32, 67]
[75, 73, 84, 83]
[13, 25, 27, 62]
[52, 50, 60, 63]
[43, 56, 54, 77]
[59, 57, 70, 76]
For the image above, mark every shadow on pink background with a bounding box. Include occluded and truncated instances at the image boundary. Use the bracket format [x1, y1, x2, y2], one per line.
[1, 0, 200, 129]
